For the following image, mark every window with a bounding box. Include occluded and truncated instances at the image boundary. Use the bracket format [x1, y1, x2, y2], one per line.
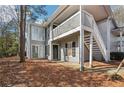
[72, 42, 76, 57]
[31, 26, 45, 41]
[32, 45, 38, 58]
[65, 43, 68, 56]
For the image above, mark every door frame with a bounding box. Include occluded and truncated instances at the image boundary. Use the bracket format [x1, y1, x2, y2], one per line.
[53, 44, 59, 60]
[31, 44, 40, 58]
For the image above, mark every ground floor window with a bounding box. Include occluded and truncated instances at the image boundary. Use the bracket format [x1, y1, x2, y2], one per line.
[72, 41, 76, 57]
[32, 45, 38, 58]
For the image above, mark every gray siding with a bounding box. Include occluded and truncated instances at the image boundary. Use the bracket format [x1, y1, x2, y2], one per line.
[97, 19, 115, 51]
[58, 35, 89, 63]
[26, 23, 46, 59]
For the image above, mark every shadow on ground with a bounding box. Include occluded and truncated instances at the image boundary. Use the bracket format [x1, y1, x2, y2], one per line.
[0, 58, 124, 87]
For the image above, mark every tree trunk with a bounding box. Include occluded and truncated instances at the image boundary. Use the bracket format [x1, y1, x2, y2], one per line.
[19, 5, 26, 62]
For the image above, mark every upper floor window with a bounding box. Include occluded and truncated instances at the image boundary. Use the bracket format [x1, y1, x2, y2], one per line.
[72, 41, 76, 57]
[31, 26, 45, 41]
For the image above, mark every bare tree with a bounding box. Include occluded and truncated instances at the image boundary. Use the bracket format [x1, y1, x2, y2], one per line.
[19, 5, 47, 62]
[113, 6, 124, 27]
[19, 5, 26, 62]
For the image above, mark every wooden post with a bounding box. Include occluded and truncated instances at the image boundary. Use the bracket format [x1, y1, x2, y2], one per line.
[79, 5, 84, 71]
[89, 32, 93, 68]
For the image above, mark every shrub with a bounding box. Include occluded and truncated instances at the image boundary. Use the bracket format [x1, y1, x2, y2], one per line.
[109, 74, 123, 81]
[110, 52, 124, 60]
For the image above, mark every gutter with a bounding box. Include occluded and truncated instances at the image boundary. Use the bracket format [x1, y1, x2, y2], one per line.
[43, 5, 69, 27]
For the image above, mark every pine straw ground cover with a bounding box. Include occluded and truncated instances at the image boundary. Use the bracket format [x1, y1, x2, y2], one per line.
[0, 57, 124, 87]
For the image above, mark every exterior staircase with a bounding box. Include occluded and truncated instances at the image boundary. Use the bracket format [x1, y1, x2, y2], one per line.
[83, 13, 108, 61]
[84, 34, 103, 60]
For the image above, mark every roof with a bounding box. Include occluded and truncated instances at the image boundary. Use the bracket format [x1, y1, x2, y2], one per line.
[43, 5, 117, 28]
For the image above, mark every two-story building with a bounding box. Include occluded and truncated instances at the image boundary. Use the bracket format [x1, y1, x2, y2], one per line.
[25, 5, 122, 70]
[26, 22, 46, 59]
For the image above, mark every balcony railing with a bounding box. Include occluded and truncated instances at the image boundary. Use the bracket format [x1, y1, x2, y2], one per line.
[81, 10, 93, 28]
[52, 12, 80, 38]
[112, 37, 124, 42]
[52, 10, 93, 38]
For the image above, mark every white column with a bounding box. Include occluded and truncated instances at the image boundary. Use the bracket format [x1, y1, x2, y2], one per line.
[120, 31, 123, 52]
[29, 24, 32, 59]
[79, 5, 84, 71]
[27, 23, 31, 59]
[50, 24, 53, 40]
[107, 17, 111, 62]
[89, 32, 93, 68]
[49, 24, 53, 60]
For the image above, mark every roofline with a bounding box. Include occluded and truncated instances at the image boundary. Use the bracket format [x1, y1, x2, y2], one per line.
[43, 5, 69, 27]
[43, 5, 118, 28]
[27, 22, 44, 28]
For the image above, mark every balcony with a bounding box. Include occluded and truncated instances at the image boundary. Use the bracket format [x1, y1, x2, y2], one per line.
[112, 37, 124, 42]
[52, 10, 93, 39]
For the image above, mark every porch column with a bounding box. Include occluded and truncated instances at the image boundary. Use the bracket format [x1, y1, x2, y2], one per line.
[120, 31, 123, 52]
[79, 5, 84, 71]
[89, 32, 93, 68]
[27, 23, 32, 59]
[107, 17, 111, 62]
[29, 24, 32, 59]
[49, 24, 53, 60]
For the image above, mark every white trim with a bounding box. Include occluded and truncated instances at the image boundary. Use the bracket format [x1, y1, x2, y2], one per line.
[52, 44, 59, 60]
[53, 26, 80, 40]
[82, 25, 92, 32]
[53, 11, 80, 29]
[120, 31, 123, 52]
[107, 17, 111, 61]
[31, 44, 40, 58]
[89, 32, 93, 68]
[79, 5, 84, 71]
[52, 25, 92, 41]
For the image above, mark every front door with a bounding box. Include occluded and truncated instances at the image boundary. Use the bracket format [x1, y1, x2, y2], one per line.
[53, 45, 58, 60]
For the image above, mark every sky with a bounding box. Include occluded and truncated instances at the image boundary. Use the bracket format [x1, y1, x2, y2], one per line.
[38, 5, 58, 22]
[39, 5, 119, 21]
[46, 5, 58, 17]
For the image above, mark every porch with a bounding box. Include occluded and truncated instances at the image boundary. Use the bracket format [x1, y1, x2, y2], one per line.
[48, 5, 111, 71]
[112, 27, 124, 52]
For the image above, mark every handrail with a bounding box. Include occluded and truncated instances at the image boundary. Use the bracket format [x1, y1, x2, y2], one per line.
[53, 11, 80, 31]
[82, 10, 93, 17]
[81, 10, 93, 28]
[113, 37, 124, 42]
[52, 11, 80, 38]
[81, 10, 107, 61]
[52, 9, 108, 61]
[53, 10, 92, 38]
[92, 16, 107, 61]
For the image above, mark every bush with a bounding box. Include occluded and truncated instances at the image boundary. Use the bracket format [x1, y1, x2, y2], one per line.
[109, 74, 123, 81]
[110, 52, 124, 60]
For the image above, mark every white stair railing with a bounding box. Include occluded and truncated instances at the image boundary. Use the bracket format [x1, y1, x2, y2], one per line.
[82, 10, 108, 61]
[91, 17, 108, 61]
